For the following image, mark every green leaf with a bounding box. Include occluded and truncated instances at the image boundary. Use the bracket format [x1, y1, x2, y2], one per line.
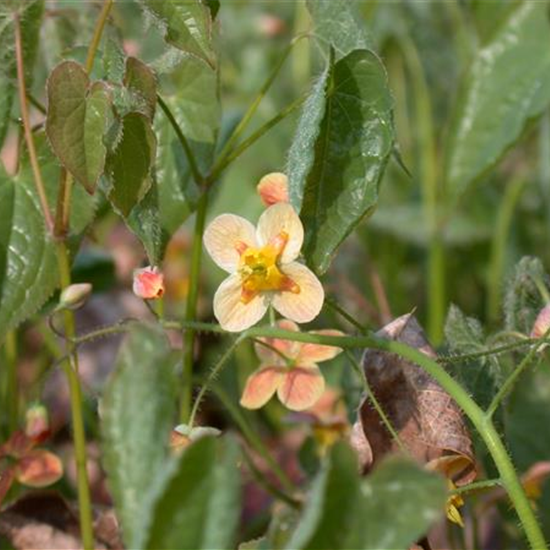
[504, 256, 549, 335]
[345, 457, 447, 550]
[46, 60, 112, 194]
[145, 436, 241, 550]
[101, 323, 177, 550]
[0, 134, 94, 343]
[0, 0, 44, 149]
[444, 304, 502, 411]
[123, 57, 157, 121]
[138, 0, 216, 69]
[288, 49, 394, 274]
[106, 112, 157, 217]
[285, 442, 359, 550]
[444, 2, 550, 202]
[306, 0, 372, 59]
[127, 182, 165, 265]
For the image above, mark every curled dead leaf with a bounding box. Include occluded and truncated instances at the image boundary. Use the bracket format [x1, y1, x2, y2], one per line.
[350, 313, 477, 486]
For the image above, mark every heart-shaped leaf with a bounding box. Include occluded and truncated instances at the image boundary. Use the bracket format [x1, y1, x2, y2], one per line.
[288, 49, 394, 274]
[138, 0, 216, 69]
[46, 60, 111, 194]
[106, 112, 157, 217]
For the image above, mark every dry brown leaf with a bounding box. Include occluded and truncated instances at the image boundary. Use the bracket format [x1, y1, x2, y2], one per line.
[350, 313, 477, 485]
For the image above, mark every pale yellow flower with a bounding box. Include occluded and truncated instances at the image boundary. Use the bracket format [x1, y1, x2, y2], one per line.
[203, 203, 324, 332]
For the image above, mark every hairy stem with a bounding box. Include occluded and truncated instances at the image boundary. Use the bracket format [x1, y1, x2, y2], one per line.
[85, 0, 113, 74]
[14, 12, 54, 233]
[55, 243, 94, 550]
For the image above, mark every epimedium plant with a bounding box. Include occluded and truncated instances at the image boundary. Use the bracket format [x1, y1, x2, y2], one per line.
[2, 1, 550, 550]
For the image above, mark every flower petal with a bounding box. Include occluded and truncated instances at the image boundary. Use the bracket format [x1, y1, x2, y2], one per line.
[272, 262, 324, 324]
[240, 366, 286, 409]
[254, 319, 301, 364]
[204, 214, 257, 273]
[15, 449, 63, 488]
[256, 203, 303, 263]
[214, 274, 269, 332]
[298, 330, 344, 364]
[277, 365, 325, 411]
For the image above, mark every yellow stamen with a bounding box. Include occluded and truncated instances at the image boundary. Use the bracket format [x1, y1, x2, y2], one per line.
[237, 232, 300, 304]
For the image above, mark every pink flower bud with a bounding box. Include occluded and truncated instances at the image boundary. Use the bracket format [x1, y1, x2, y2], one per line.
[531, 304, 550, 338]
[25, 404, 50, 443]
[58, 283, 92, 310]
[133, 266, 165, 299]
[257, 172, 289, 206]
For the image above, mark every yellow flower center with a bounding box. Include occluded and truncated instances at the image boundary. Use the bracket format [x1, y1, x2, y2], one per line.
[236, 232, 300, 304]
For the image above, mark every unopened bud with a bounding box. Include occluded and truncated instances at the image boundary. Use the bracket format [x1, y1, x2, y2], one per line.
[133, 266, 164, 299]
[531, 304, 550, 339]
[58, 283, 92, 310]
[25, 404, 50, 443]
[257, 172, 289, 206]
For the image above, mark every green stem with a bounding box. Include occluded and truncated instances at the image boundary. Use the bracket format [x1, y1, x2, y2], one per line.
[451, 478, 502, 496]
[157, 94, 203, 185]
[5, 331, 18, 434]
[325, 297, 368, 333]
[438, 336, 536, 364]
[209, 95, 305, 182]
[188, 338, 241, 428]
[215, 35, 307, 166]
[400, 34, 444, 343]
[55, 243, 94, 550]
[180, 192, 209, 422]
[487, 178, 525, 322]
[211, 384, 296, 494]
[14, 13, 54, 233]
[346, 350, 406, 453]
[486, 334, 548, 419]
[85, 0, 113, 74]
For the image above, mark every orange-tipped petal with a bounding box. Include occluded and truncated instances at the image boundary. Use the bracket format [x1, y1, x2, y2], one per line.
[257, 172, 289, 206]
[298, 330, 344, 364]
[204, 214, 257, 273]
[256, 203, 303, 264]
[272, 262, 324, 324]
[254, 319, 301, 364]
[240, 366, 286, 409]
[133, 266, 165, 299]
[277, 365, 325, 411]
[15, 449, 63, 488]
[214, 274, 269, 332]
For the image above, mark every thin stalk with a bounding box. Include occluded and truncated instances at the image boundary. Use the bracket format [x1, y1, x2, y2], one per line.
[400, 34, 443, 343]
[215, 35, 307, 166]
[211, 384, 295, 494]
[325, 297, 368, 333]
[157, 95, 203, 185]
[486, 335, 548, 419]
[180, 191, 209, 422]
[5, 331, 18, 434]
[14, 13, 54, 233]
[346, 350, 406, 453]
[241, 447, 301, 509]
[84, 0, 113, 74]
[451, 478, 502, 496]
[209, 95, 305, 182]
[487, 179, 525, 322]
[55, 243, 94, 550]
[188, 338, 241, 428]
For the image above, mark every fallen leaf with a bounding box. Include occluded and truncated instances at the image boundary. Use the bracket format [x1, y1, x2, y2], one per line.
[350, 313, 477, 486]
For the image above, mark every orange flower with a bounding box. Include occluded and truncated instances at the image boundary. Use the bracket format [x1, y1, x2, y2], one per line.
[132, 266, 165, 299]
[257, 172, 289, 206]
[0, 407, 63, 506]
[204, 203, 324, 332]
[240, 320, 343, 411]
